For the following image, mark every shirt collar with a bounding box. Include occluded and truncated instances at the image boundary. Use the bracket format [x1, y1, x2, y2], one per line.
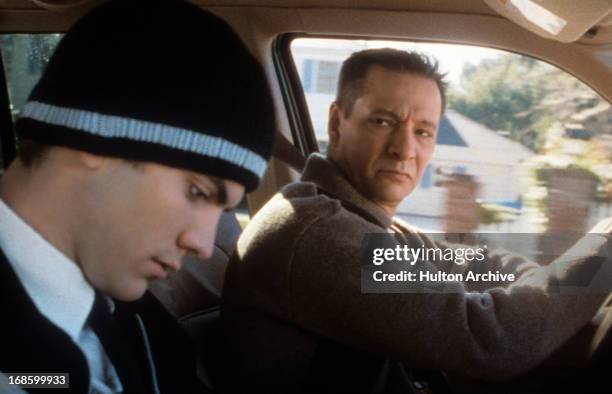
[301, 153, 393, 228]
[0, 198, 95, 340]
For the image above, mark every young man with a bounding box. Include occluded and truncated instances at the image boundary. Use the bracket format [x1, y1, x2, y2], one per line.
[221, 48, 612, 393]
[0, 0, 275, 393]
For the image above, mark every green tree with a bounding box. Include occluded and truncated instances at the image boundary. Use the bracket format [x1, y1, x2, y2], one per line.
[448, 53, 610, 151]
[449, 54, 550, 149]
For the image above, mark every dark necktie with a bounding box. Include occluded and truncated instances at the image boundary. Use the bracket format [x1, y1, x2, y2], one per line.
[88, 292, 150, 394]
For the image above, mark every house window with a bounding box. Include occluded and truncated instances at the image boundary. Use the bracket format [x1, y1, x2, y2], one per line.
[315, 60, 340, 94]
[299, 59, 340, 94]
[302, 59, 314, 92]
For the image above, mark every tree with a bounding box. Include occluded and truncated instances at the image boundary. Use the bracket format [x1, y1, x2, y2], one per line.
[449, 54, 551, 149]
[448, 53, 610, 153]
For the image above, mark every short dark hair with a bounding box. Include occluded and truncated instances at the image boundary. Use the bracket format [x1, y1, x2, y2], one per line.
[336, 48, 447, 117]
[17, 139, 50, 167]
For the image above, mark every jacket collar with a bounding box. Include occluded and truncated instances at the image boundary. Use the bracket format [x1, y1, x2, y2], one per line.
[301, 153, 393, 229]
[0, 249, 91, 393]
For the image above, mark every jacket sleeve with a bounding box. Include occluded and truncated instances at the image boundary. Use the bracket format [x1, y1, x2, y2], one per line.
[288, 212, 612, 380]
[429, 236, 540, 292]
[391, 220, 540, 291]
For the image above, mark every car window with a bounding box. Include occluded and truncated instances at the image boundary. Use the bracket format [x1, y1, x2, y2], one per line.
[0, 34, 62, 119]
[290, 37, 612, 234]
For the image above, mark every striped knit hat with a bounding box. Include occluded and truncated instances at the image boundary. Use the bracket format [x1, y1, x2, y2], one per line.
[16, 0, 276, 192]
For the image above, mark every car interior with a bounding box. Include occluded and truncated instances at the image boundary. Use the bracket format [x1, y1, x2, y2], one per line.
[1, 0, 612, 392]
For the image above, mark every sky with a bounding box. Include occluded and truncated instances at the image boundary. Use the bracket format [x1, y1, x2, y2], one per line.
[381, 42, 505, 85]
[292, 38, 505, 86]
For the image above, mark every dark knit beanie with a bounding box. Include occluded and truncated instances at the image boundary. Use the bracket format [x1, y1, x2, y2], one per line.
[16, 0, 276, 192]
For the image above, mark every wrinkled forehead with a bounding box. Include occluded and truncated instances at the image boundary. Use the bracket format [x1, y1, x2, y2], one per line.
[361, 66, 443, 122]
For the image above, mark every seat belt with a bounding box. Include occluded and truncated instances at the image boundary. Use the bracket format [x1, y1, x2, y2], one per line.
[272, 130, 307, 172]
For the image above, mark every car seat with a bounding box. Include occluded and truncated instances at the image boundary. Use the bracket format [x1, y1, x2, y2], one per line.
[149, 211, 242, 389]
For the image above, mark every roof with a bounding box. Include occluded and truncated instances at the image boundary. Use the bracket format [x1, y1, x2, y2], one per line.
[437, 115, 467, 146]
[433, 110, 534, 165]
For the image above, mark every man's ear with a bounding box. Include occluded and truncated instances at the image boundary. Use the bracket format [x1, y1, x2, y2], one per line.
[328, 102, 342, 149]
[77, 151, 107, 170]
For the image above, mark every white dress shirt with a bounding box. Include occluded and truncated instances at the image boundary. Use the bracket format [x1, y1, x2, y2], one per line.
[0, 198, 123, 394]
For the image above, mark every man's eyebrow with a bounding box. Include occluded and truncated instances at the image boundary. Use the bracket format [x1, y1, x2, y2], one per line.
[371, 109, 439, 129]
[416, 120, 438, 129]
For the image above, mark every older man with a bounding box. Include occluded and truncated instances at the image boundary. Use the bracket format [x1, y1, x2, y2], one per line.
[0, 0, 276, 393]
[221, 48, 612, 393]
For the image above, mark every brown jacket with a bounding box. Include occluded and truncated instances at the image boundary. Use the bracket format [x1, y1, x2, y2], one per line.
[221, 153, 611, 392]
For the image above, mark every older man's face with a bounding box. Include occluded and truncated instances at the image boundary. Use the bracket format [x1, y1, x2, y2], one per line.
[328, 66, 442, 215]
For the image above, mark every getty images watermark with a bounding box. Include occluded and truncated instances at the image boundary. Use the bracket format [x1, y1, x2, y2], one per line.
[360, 232, 612, 294]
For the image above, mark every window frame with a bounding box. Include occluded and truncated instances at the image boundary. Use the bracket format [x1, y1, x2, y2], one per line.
[272, 33, 320, 156]
[0, 49, 15, 169]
